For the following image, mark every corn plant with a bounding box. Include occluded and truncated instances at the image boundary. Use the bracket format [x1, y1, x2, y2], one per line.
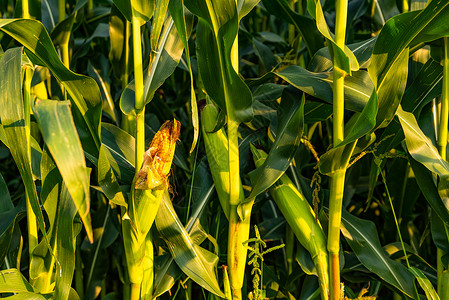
[2, 0, 449, 299]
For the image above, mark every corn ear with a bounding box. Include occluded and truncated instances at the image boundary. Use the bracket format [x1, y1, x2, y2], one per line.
[123, 119, 180, 286]
[251, 145, 329, 300]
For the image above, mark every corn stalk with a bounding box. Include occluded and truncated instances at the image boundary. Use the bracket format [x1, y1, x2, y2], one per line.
[328, 0, 349, 298]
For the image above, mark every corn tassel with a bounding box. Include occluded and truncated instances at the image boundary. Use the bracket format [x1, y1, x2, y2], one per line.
[251, 145, 329, 300]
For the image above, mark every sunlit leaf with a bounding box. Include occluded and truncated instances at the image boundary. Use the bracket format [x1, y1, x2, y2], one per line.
[33, 100, 93, 242]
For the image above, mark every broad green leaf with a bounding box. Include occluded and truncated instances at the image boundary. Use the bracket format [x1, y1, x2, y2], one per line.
[109, 5, 132, 83]
[112, 0, 133, 22]
[276, 66, 373, 113]
[97, 144, 127, 207]
[261, 0, 323, 55]
[397, 106, 449, 177]
[409, 267, 440, 300]
[309, 36, 377, 72]
[54, 185, 80, 300]
[0, 172, 13, 211]
[318, 89, 377, 175]
[402, 58, 443, 115]
[40, 147, 62, 230]
[155, 191, 224, 297]
[238, 0, 260, 20]
[112, 0, 154, 24]
[151, 0, 169, 54]
[251, 146, 329, 298]
[29, 148, 62, 291]
[33, 100, 93, 242]
[0, 268, 34, 293]
[154, 160, 215, 297]
[340, 210, 417, 298]
[201, 103, 246, 218]
[50, 12, 76, 46]
[101, 122, 135, 170]
[408, 155, 449, 226]
[341, 90, 378, 147]
[0, 172, 26, 263]
[0, 47, 49, 251]
[131, 0, 155, 24]
[307, 0, 359, 74]
[168, 0, 198, 152]
[88, 62, 118, 124]
[186, 0, 253, 124]
[153, 254, 182, 298]
[0, 19, 102, 157]
[369, 0, 449, 88]
[239, 87, 304, 220]
[375, 48, 409, 128]
[120, 18, 184, 115]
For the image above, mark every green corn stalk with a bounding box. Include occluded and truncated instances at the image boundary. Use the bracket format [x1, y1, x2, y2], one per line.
[201, 102, 250, 299]
[251, 146, 329, 300]
[329, 0, 349, 298]
[437, 36, 449, 296]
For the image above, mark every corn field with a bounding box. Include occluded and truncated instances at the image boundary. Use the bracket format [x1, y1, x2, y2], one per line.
[1, 0, 449, 299]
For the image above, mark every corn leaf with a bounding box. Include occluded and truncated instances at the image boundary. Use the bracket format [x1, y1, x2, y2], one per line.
[101, 123, 135, 183]
[54, 185, 80, 300]
[97, 144, 127, 207]
[186, 0, 253, 124]
[318, 89, 377, 175]
[155, 191, 224, 297]
[261, 0, 323, 55]
[307, 0, 359, 73]
[409, 267, 440, 300]
[369, 0, 449, 89]
[0, 19, 102, 156]
[397, 106, 449, 177]
[251, 146, 329, 298]
[33, 100, 93, 242]
[169, 0, 198, 152]
[0, 173, 26, 263]
[408, 154, 449, 227]
[153, 158, 216, 296]
[0, 268, 35, 293]
[239, 87, 304, 220]
[0, 47, 50, 250]
[340, 210, 417, 298]
[276, 67, 373, 113]
[120, 17, 184, 115]
[374, 48, 409, 129]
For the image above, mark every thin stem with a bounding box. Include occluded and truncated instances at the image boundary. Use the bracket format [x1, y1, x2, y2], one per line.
[132, 16, 145, 171]
[379, 166, 420, 298]
[327, 170, 345, 299]
[379, 169, 410, 268]
[437, 36, 449, 296]
[22, 0, 31, 19]
[130, 283, 141, 300]
[329, 0, 348, 298]
[438, 37, 449, 161]
[128, 16, 145, 300]
[58, 0, 65, 23]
